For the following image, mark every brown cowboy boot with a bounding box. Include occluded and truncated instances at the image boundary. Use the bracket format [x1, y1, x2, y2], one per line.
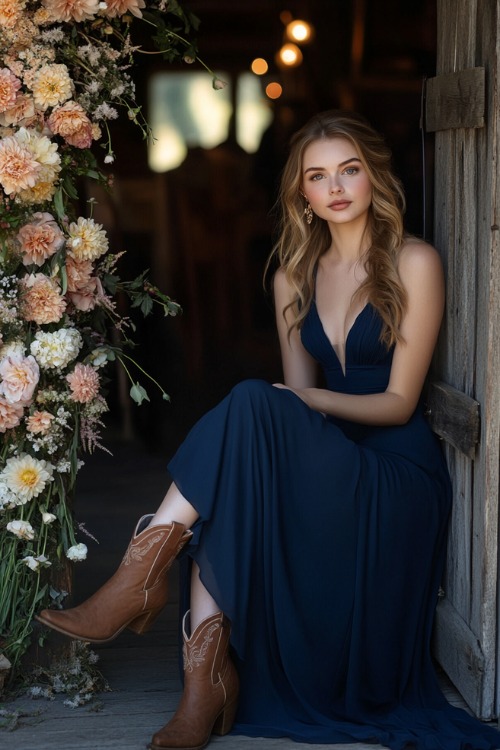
[150, 610, 239, 750]
[36, 515, 192, 643]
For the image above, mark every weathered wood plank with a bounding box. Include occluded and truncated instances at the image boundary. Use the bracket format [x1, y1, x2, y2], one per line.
[433, 597, 486, 713]
[426, 68, 485, 132]
[425, 381, 480, 458]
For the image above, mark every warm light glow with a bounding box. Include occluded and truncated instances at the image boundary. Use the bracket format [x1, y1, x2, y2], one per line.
[148, 124, 187, 172]
[251, 57, 268, 75]
[265, 82, 283, 100]
[286, 19, 313, 43]
[277, 43, 303, 68]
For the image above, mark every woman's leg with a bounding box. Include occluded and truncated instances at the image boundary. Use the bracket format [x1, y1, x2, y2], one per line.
[190, 561, 219, 631]
[150, 481, 200, 529]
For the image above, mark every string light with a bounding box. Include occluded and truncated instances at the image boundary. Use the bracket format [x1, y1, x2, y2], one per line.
[286, 19, 313, 43]
[276, 43, 303, 68]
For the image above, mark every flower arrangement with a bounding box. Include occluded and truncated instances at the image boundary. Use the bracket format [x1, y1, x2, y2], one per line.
[0, 0, 215, 688]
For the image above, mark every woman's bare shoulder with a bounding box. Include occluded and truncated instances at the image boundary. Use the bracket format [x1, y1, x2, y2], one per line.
[398, 238, 444, 280]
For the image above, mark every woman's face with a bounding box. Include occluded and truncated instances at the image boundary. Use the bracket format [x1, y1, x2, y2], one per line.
[301, 137, 373, 226]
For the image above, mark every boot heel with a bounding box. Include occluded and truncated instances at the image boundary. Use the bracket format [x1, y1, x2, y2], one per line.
[212, 698, 238, 736]
[127, 608, 161, 634]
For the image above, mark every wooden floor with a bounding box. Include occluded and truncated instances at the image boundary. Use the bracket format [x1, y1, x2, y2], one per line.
[0, 440, 487, 749]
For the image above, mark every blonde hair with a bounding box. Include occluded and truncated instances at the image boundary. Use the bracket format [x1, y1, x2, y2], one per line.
[268, 109, 408, 347]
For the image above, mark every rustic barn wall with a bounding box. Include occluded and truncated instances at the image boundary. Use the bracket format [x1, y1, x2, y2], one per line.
[428, 0, 500, 720]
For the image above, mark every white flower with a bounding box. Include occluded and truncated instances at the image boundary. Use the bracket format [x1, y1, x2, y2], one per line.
[30, 328, 83, 369]
[0, 478, 16, 510]
[22, 554, 51, 571]
[41, 511, 56, 524]
[90, 348, 109, 368]
[1, 453, 53, 503]
[7, 519, 35, 540]
[66, 543, 87, 561]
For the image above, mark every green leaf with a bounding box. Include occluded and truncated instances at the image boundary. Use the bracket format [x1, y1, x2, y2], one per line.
[140, 296, 154, 316]
[54, 187, 66, 220]
[130, 382, 150, 405]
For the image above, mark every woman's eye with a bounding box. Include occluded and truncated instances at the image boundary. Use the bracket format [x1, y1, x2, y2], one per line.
[310, 173, 324, 181]
[343, 167, 358, 175]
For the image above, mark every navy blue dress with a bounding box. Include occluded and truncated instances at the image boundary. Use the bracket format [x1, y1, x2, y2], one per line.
[168, 300, 500, 749]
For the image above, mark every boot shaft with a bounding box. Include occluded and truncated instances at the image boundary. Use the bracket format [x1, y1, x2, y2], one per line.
[182, 612, 232, 687]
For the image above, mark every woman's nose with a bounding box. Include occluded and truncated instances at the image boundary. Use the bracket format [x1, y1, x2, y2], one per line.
[329, 177, 344, 193]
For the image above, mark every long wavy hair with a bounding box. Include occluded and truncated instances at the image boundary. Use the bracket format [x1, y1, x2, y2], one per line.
[268, 109, 408, 347]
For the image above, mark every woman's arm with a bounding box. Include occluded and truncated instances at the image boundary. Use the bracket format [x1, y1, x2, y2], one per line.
[274, 268, 318, 389]
[280, 241, 445, 426]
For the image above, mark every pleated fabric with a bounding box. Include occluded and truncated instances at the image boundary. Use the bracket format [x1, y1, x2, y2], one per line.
[168, 301, 500, 749]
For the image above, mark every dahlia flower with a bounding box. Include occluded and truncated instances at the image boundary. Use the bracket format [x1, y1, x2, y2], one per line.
[2, 454, 53, 503]
[20, 273, 66, 325]
[26, 410, 54, 434]
[67, 217, 108, 262]
[0, 0, 24, 29]
[32, 64, 73, 111]
[17, 213, 65, 267]
[102, 0, 145, 18]
[0, 135, 40, 195]
[0, 94, 35, 128]
[66, 363, 100, 403]
[43, 0, 99, 23]
[48, 101, 93, 149]
[0, 68, 22, 113]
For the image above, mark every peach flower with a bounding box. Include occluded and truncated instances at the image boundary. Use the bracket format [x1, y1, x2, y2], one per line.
[0, 354, 39, 405]
[102, 0, 145, 18]
[0, 396, 24, 432]
[48, 101, 93, 149]
[26, 410, 54, 434]
[43, 0, 99, 22]
[0, 69, 21, 114]
[20, 273, 67, 325]
[18, 213, 65, 267]
[66, 363, 100, 403]
[65, 256, 100, 311]
[0, 94, 36, 128]
[0, 136, 40, 195]
[0, 0, 24, 28]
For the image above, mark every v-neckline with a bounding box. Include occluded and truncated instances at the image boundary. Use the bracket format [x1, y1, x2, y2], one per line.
[313, 301, 370, 376]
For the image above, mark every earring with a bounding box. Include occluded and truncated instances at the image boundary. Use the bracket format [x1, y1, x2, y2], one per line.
[304, 200, 313, 225]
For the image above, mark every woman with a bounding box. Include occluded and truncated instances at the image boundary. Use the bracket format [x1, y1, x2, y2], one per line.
[37, 111, 500, 750]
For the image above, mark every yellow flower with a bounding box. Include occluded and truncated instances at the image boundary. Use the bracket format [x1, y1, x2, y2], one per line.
[67, 217, 109, 262]
[32, 64, 73, 110]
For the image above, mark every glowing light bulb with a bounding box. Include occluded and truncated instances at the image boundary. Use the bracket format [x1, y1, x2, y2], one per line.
[277, 43, 303, 68]
[287, 20, 313, 43]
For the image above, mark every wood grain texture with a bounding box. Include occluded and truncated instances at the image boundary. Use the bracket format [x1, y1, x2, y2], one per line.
[426, 68, 485, 131]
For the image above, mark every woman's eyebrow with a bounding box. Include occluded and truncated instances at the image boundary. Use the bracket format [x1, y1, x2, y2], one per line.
[303, 157, 361, 174]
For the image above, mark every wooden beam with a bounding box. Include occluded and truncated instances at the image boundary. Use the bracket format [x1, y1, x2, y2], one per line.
[425, 67, 485, 132]
[425, 380, 480, 459]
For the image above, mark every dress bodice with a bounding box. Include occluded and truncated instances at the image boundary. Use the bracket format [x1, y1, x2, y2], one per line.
[301, 300, 394, 395]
